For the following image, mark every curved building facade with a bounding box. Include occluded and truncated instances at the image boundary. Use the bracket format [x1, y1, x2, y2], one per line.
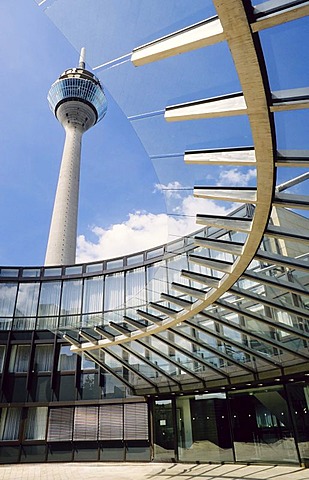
[0, 0, 309, 468]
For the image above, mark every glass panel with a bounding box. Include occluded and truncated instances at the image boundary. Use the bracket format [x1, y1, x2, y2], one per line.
[0, 346, 6, 373]
[176, 393, 233, 463]
[24, 407, 48, 440]
[58, 345, 76, 371]
[38, 281, 61, 317]
[126, 268, 146, 308]
[64, 265, 83, 275]
[0, 269, 19, 278]
[229, 386, 298, 464]
[0, 408, 22, 440]
[0, 283, 17, 317]
[153, 400, 175, 461]
[60, 279, 82, 315]
[287, 383, 309, 463]
[34, 344, 54, 372]
[43, 267, 62, 277]
[86, 263, 103, 273]
[9, 345, 31, 372]
[15, 283, 40, 317]
[260, 16, 309, 91]
[146, 263, 167, 303]
[82, 276, 103, 313]
[79, 373, 101, 400]
[81, 353, 96, 370]
[104, 273, 124, 311]
[22, 269, 41, 278]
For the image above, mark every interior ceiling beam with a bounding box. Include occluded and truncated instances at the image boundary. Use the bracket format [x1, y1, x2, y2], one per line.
[186, 318, 282, 368]
[201, 309, 309, 360]
[136, 338, 204, 384]
[169, 326, 256, 374]
[229, 286, 309, 319]
[215, 298, 309, 342]
[243, 271, 309, 297]
[266, 224, 309, 244]
[120, 343, 181, 387]
[153, 332, 229, 379]
[255, 249, 309, 272]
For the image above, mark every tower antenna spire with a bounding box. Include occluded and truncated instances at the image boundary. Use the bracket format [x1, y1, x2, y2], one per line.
[78, 47, 86, 69]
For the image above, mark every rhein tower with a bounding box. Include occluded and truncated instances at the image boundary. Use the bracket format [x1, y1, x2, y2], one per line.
[45, 48, 107, 266]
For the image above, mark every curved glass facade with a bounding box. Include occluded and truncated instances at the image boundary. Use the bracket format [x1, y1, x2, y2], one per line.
[48, 76, 107, 122]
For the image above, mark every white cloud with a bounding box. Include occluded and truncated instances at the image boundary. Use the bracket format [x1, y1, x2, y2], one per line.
[76, 184, 234, 263]
[219, 168, 256, 186]
[153, 181, 184, 199]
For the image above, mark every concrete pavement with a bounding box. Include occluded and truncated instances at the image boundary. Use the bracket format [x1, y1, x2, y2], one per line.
[0, 463, 308, 480]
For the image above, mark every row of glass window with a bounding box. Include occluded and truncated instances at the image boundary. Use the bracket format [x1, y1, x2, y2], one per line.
[48, 78, 107, 120]
[0, 344, 93, 373]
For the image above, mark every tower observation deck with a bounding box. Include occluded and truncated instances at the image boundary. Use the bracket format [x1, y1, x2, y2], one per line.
[45, 48, 107, 266]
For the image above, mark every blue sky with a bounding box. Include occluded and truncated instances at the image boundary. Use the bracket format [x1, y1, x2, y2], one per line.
[0, 1, 308, 266]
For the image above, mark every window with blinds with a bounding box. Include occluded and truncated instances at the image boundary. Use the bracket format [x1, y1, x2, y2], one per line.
[73, 406, 98, 441]
[47, 408, 74, 442]
[124, 403, 148, 441]
[47, 403, 148, 443]
[99, 404, 123, 441]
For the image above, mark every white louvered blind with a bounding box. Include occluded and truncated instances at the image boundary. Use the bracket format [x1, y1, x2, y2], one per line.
[47, 408, 74, 442]
[124, 403, 148, 440]
[99, 404, 123, 440]
[73, 406, 98, 441]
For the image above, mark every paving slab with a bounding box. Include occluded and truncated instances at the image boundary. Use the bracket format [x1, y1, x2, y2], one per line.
[0, 463, 308, 480]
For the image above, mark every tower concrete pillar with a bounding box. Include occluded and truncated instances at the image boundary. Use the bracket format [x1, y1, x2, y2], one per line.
[45, 125, 83, 266]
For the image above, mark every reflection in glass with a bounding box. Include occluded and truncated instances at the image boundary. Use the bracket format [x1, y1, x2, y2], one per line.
[15, 283, 40, 317]
[83, 276, 103, 313]
[60, 280, 82, 315]
[126, 268, 146, 308]
[153, 400, 175, 461]
[287, 383, 309, 463]
[9, 345, 31, 372]
[34, 344, 53, 372]
[58, 345, 76, 371]
[104, 273, 124, 311]
[0, 408, 22, 440]
[24, 407, 48, 440]
[38, 281, 61, 317]
[0, 346, 5, 373]
[176, 393, 233, 463]
[0, 283, 17, 317]
[229, 386, 298, 463]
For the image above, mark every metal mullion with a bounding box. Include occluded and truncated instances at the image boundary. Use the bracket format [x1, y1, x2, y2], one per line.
[120, 343, 181, 388]
[216, 299, 309, 342]
[153, 333, 229, 380]
[202, 309, 309, 361]
[170, 326, 256, 374]
[186, 318, 281, 369]
[136, 338, 204, 384]
[105, 346, 159, 390]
